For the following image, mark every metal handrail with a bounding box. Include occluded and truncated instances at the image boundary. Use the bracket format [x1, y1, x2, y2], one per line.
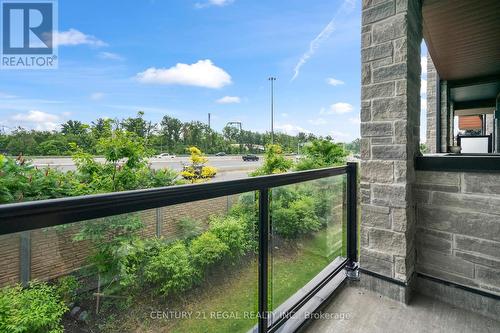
[0, 165, 348, 235]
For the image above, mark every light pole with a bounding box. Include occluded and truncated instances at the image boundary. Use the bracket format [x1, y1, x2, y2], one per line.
[268, 76, 276, 144]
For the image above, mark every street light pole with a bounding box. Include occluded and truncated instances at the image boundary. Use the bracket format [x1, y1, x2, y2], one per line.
[268, 77, 276, 144]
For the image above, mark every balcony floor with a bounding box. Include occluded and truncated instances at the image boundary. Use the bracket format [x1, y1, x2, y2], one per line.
[301, 285, 500, 333]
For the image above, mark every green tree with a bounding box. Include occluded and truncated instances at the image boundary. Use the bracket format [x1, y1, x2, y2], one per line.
[295, 139, 348, 171]
[250, 144, 293, 176]
[160, 115, 183, 152]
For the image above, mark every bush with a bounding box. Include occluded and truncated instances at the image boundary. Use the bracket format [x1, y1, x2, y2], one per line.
[0, 282, 67, 333]
[250, 144, 293, 176]
[190, 231, 229, 268]
[56, 275, 81, 305]
[178, 217, 205, 240]
[144, 241, 198, 296]
[295, 139, 347, 171]
[209, 216, 250, 258]
[272, 195, 322, 238]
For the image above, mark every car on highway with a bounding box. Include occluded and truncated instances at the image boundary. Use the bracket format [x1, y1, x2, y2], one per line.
[215, 152, 226, 156]
[242, 154, 259, 161]
[156, 153, 176, 159]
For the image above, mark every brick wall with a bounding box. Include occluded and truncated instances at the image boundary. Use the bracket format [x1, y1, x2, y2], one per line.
[415, 171, 500, 296]
[0, 195, 238, 287]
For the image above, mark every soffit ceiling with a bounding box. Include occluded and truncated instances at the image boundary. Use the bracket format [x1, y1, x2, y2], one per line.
[423, 0, 500, 81]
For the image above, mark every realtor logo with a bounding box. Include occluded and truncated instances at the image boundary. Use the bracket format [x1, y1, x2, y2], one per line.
[1, 0, 58, 69]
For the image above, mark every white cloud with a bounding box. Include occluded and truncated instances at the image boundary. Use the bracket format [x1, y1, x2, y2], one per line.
[330, 130, 349, 139]
[53, 29, 107, 47]
[276, 124, 310, 135]
[326, 77, 345, 86]
[308, 118, 327, 126]
[421, 56, 427, 76]
[90, 92, 105, 101]
[136, 59, 232, 89]
[421, 98, 427, 111]
[195, 0, 233, 8]
[292, 0, 355, 80]
[349, 116, 360, 124]
[11, 110, 61, 131]
[216, 96, 240, 104]
[98, 52, 124, 61]
[320, 102, 353, 115]
[421, 79, 427, 95]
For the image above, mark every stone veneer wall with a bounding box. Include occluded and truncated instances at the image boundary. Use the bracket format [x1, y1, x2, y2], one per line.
[0, 196, 237, 287]
[360, 0, 422, 299]
[415, 171, 500, 296]
[425, 53, 437, 153]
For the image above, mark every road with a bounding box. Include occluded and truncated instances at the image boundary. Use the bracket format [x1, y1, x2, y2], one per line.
[32, 156, 263, 181]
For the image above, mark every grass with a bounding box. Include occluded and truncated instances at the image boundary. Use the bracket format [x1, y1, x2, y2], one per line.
[160, 225, 343, 333]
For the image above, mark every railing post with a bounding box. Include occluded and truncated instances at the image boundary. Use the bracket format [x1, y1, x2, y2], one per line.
[155, 207, 162, 237]
[346, 162, 359, 280]
[258, 188, 269, 333]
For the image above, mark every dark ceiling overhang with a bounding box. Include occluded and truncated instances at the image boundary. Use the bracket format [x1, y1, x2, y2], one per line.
[423, 0, 500, 81]
[423, 0, 500, 110]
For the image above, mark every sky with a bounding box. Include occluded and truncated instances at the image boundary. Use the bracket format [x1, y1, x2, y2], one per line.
[0, 0, 427, 143]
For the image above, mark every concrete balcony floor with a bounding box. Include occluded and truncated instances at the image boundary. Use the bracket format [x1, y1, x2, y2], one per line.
[301, 285, 500, 333]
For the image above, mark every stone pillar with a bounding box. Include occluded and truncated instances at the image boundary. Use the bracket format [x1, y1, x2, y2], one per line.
[440, 80, 451, 151]
[360, 0, 421, 303]
[426, 53, 437, 153]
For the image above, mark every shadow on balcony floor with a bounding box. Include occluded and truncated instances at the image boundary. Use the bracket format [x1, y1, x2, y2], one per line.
[300, 285, 500, 333]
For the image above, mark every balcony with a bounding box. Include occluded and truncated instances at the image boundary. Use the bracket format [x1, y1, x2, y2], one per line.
[0, 164, 358, 333]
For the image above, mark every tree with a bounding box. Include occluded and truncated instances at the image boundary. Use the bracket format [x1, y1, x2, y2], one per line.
[344, 138, 360, 154]
[295, 139, 348, 171]
[91, 118, 113, 140]
[160, 115, 183, 152]
[61, 120, 88, 136]
[38, 139, 68, 156]
[120, 111, 155, 141]
[250, 144, 293, 176]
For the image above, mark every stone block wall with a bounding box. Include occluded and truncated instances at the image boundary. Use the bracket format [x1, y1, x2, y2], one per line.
[360, 0, 422, 294]
[415, 171, 500, 296]
[426, 53, 437, 153]
[0, 196, 237, 287]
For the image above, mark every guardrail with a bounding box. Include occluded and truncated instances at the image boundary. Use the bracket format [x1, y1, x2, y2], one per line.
[0, 162, 358, 333]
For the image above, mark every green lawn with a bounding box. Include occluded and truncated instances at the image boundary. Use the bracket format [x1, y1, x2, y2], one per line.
[159, 224, 345, 333]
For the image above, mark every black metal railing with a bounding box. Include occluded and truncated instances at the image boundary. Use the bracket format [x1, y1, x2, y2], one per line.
[0, 162, 358, 333]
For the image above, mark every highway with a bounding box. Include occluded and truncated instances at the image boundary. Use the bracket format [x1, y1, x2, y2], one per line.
[31, 156, 263, 181]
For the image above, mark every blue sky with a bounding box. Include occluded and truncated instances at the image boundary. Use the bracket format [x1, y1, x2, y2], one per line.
[1, 0, 367, 141]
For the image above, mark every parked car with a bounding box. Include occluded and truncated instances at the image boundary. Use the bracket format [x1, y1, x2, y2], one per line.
[156, 153, 176, 159]
[215, 152, 226, 156]
[242, 154, 259, 161]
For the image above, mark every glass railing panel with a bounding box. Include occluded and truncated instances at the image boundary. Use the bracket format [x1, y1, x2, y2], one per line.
[269, 174, 347, 314]
[0, 193, 258, 333]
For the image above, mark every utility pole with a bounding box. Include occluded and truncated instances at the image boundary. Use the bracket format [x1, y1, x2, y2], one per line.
[268, 77, 276, 144]
[208, 113, 211, 129]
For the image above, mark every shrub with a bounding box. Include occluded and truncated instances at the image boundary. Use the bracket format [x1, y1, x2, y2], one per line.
[209, 216, 250, 258]
[190, 231, 229, 268]
[0, 282, 67, 333]
[272, 196, 321, 238]
[295, 139, 347, 171]
[56, 275, 81, 305]
[250, 144, 293, 176]
[144, 241, 198, 296]
[178, 217, 205, 240]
